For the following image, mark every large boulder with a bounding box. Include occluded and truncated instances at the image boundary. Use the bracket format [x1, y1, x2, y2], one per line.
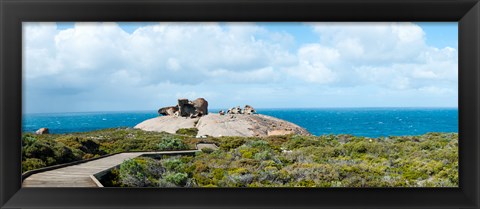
[158, 106, 179, 116]
[35, 128, 49, 134]
[158, 98, 210, 118]
[178, 98, 197, 118]
[191, 98, 208, 116]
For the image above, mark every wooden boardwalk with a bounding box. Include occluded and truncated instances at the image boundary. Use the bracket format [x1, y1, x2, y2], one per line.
[22, 150, 198, 187]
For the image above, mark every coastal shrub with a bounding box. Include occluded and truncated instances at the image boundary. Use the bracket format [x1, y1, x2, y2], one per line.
[100, 168, 122, 187]
[55, 136, 83, 149]
[118, 157, 164, 187]
[119, 158, 150, 187]
[22, 135, 37, 147]
[163, 172, 189, 186]
[21, 128, 459, 187]
[283, 135, 321, 150]
[162, 157, 185, 172]
[176, 128, 199, 136]
[218, 137, 246, 151]
[157, 136, 189, 151]
[78, 138, 103, 155]
[53, 144, 79, 163]
[22, 158, 46, 171]
[222, 173, 255, 187]
[201, 148, 214, 153]
[23, 139, 55, 161]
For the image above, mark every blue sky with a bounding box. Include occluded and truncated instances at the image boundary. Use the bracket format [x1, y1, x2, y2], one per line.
[24, 22, 458, 113]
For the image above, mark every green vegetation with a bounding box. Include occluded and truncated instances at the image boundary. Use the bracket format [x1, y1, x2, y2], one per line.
[22, 129, 458, 187]
[157, 135, 189, 151]
[176, 128, 199, 136]
[21, 134, 100, 171]
[21, 128, 195, 172]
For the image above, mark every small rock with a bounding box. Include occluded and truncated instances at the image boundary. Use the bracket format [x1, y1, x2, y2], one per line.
[267, 129, 294, 136]
[227, 106, 242, 114]
[243, 105, 256, 115]
[35, 128, 49, 135]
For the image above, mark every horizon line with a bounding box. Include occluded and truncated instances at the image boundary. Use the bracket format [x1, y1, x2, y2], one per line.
[23, 106, 459, 115]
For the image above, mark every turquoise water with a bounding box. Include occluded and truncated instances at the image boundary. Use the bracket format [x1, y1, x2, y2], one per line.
[22, 108, 458, 137]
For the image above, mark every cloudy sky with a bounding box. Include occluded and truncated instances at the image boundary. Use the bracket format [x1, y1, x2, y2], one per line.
[23, 22, 458, 114]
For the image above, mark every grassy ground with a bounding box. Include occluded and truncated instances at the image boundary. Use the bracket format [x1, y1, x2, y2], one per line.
[22, 128, 458, 187]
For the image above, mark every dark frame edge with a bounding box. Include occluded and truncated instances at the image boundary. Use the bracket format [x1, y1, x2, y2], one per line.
[1, 0, 480, 209]
[0, 0, 4, 207]
[1, 0, 22, 208]
[459, 2, 480, 209]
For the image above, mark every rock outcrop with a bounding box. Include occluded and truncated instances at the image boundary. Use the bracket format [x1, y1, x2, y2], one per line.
[135, 113, 310, 137]
[227, 106, 242, 114]
[36, 128, 49, 134]
[267, 130, 294, 136]
[191, 98, 208, 116]
[226, 105, 256, 115]
[243, 105, 256, 115]
[158, 106, 178, 116]
[177, 98, 197, 117]
[146, 99, 308, 137]
[157, 98, 209, 118]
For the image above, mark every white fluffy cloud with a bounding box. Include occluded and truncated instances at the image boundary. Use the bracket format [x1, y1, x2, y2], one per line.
[23, 22, 458, 113]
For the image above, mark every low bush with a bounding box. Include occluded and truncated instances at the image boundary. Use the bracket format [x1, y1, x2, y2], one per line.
[22, 158, 46, 172]
[157, 136, 189, 151]
[176, 128, 199, 136]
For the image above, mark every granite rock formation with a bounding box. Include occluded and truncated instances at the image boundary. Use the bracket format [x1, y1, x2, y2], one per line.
[145, 99, 308, 137]
[191, 98, 208, 116]
[135, 114, 310, 137]
[226, 105, 256, 115]
[157, 98, 209, 118]
[36, 128, 49, 135]
[158, 106, 178, 116]
[227, 106, 242, 114]
[243, 105, 256, 115]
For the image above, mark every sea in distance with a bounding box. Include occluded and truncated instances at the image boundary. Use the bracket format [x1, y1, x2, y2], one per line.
[22, 108, 458, 138]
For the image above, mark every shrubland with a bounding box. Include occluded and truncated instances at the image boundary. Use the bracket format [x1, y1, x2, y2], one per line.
[22, 128, 458, 187]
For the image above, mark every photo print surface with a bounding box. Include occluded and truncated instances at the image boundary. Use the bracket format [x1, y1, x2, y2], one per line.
[22, 22, 458, 187]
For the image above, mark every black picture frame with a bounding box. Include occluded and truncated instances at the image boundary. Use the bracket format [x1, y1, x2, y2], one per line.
[1, 0, 479, 208]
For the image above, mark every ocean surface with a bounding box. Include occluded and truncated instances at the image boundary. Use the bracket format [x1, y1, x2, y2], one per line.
[22, 108, 458, 137]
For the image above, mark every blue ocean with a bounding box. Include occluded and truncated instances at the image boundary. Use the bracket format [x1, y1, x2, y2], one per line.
[22, 108, 458, 137]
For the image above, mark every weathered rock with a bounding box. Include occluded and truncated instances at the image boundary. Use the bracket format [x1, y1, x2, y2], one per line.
[191, 98, 208, 116]
[134, 116, 200, 134]
[243, 105, 256, 115]
[178, 98, 197, 118]
[219, 110, 225, 115]
[227, 106, 242, 114]
[36, 128, 49, 134]
[158, 106, 179, 116]
[267, 130, 295, 136]
[135, 113, 311, 137]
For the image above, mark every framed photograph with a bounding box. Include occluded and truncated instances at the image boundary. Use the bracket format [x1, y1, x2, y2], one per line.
[1, 0, 479, 208]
